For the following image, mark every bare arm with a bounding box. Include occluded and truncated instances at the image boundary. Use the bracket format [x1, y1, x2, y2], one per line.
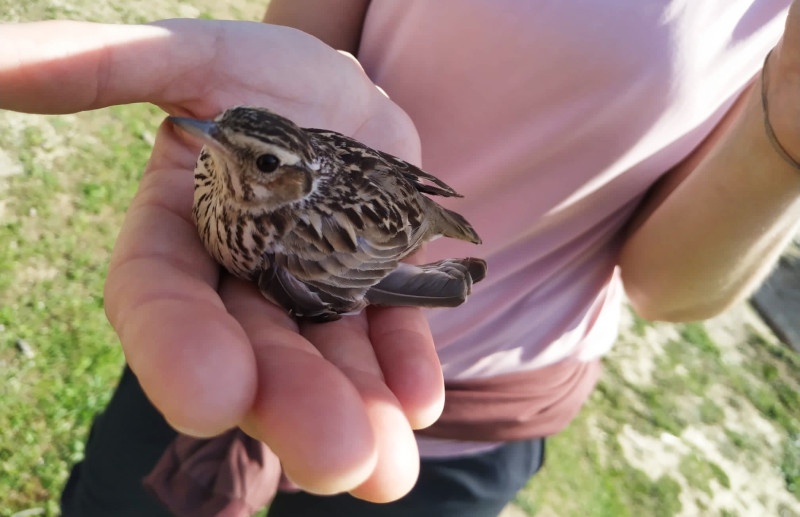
[619, 3, 800, 322]
[264, 0, 370, 54]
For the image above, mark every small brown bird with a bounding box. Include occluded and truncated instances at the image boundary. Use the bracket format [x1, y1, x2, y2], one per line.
[170, 106, 486, 322]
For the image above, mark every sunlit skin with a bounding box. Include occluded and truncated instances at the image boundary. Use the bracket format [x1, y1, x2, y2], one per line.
[1, 19, 444, 501]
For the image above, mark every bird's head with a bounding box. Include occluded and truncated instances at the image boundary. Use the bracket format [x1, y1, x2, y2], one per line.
[170, 106, 320, 208]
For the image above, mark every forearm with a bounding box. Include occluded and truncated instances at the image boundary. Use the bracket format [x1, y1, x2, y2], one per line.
[619, 37, 800, 322]
[263, 0, 370, 54]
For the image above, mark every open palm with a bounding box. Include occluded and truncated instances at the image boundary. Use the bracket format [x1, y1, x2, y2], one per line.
[2, 18, 444, 501]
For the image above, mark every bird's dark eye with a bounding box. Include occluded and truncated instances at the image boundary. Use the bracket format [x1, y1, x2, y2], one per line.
[255, 154, 280, 173]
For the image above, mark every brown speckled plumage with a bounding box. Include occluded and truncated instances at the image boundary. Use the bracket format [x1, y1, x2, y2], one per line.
[171, 107, 486, 322]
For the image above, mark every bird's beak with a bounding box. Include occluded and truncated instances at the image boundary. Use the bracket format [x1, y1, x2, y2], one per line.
[168, 117, 221, 144]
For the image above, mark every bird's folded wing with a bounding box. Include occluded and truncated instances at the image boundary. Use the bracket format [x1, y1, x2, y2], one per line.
[365, 259, 484, 308]
[259, 211, 415, 315]
[374, 151, 464, 198]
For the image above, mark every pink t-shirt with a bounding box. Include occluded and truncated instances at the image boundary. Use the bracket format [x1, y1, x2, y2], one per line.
[358, 0, 789, 455]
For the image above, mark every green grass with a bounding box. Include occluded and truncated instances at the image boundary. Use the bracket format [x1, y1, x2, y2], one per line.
[516, 309, 800, 516]
[782, 435, 800, 497]
[0, 107, 152, 514]
[515, 405, 684, 517]
[3, 1, 800, 516]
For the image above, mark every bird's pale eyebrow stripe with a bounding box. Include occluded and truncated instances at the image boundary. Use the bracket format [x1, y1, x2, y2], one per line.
[239, 129, 312, 160]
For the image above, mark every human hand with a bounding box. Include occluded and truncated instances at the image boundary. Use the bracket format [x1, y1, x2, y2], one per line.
[1, 19, 444, 501]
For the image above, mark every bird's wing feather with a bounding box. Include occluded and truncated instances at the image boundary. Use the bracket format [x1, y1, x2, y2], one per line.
[365, 258, 486, 307]
[305, 128, 463, 198]
[257, 259, 331, 318]
[262, 210, 413, 314]
[374, 150, 464, 198]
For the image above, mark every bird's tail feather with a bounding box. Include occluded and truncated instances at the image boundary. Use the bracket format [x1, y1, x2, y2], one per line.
[433, 205, 482, 245]
[365, 258, 487, 308]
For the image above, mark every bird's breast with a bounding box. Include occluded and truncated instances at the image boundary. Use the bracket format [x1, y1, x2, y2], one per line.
[193, 186, 283, 280]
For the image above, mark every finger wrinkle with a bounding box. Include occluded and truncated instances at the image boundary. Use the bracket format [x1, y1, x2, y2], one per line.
[130, 175, 196, 229]
[148, 19, 225, 107]
[108, 206, 214, 282]
[302, 325, 382, 376]
[88, 33, 113, 111]
[110, 285, 225, 339]
[369, 327, 432, 348]
[248, 328, 321, 357]
[105, 257, 221, 328]
[339, 364, 386, 384]
[221, 292, 301, 334]
[108, 244, 218, 288]
[301, 323, 369, 348]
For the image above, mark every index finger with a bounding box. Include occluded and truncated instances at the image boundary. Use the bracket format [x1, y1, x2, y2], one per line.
[1, 21, 188, 113]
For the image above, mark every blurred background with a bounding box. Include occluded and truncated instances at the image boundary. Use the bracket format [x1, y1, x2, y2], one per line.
[1, 2, 798, 516]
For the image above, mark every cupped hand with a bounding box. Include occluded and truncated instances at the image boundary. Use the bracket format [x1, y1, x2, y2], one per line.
[1, 18, 444, 500]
